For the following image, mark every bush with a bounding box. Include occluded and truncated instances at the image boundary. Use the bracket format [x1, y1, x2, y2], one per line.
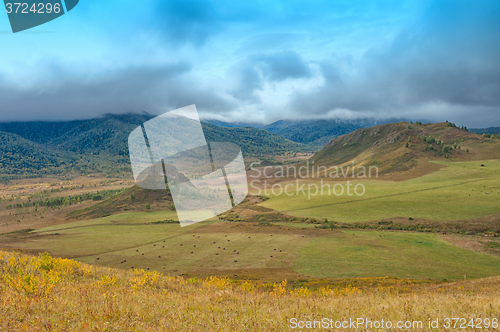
[145, 203, 151, 210]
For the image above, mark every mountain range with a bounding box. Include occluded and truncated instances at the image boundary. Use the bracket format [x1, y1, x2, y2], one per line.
[2, 113, 498, 181]
[0, 114, 309, 179]
[469, 127, 500, 135]
[204, 117, 416, 147]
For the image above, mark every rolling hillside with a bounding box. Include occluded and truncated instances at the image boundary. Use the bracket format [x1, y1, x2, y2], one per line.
[202, 123, 308, 158]
[0, 114, 309, 178]
[68, 186, 174, 220]
[310, 121, 500, 174]
[0, 131, 78, 177]
[269, 120, 362, 146]
[257, 122, 500, 228]
[262, 119, 306, 132]
[262, 118, 412, 147]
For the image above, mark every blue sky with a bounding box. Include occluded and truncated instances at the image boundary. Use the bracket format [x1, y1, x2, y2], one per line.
[0, 0, 499, 127]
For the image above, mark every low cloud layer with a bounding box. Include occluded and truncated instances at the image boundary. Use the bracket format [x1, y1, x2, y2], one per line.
[286, 0, 500, 126]
[228, 51, 312, 102]
[0, 0, 499, 127]
[0, 63, 235, 122]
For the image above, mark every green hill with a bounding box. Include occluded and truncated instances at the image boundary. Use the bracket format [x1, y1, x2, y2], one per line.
[270, 120, 362, 146]
[0, 131, 77, 177]
[68, 186, 174, 220]
[262, 120, 305, 133]
[310, 121, 500, 174]
[201, 123, 308, 158]
[262, 118, 407, 147]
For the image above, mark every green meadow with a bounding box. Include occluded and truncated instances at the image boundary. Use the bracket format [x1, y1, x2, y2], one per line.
[257, 160, 500, 222]
[17, 216, 307, 274]
[295, 230, 500, 280]
[8, 211, 500, 281]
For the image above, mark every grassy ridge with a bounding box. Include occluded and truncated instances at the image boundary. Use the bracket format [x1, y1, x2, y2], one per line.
[310, 122, 500, 174]
[67, 186, 174, 220]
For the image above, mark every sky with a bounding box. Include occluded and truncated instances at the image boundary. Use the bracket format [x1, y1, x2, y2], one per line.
[0, 0, 499, 127]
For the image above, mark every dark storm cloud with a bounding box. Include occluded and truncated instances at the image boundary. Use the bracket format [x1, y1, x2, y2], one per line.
[228, 51, 312, 102]
[228, 59, 262, 102]
[234, 33, 301, 55]
[252, 51, 312, 82]
[289, 0, 500, 125]
[154, 0, 221, 46]
[0, 63, 235, 122]
[151, 0, 272, 47]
